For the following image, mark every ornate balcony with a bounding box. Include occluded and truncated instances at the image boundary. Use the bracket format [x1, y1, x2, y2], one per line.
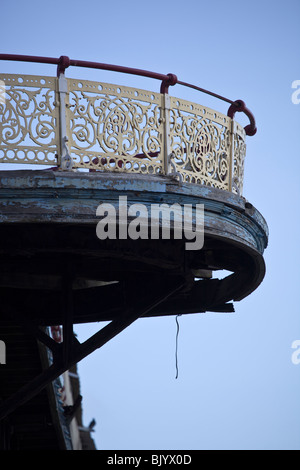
[0, 55, 257, 195]
[0, 56, 267, 430]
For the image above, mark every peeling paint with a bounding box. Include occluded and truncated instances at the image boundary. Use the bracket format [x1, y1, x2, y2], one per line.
[0, 170, 268, 254]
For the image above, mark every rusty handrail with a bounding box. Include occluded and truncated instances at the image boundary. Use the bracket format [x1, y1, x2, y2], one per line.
[0, 54, 172, 85]
[227, 99, 257, 136]
[0, 54, 257, 136]
[177, 81, 256, 136]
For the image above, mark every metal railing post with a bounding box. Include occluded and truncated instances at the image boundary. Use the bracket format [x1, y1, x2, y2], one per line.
[229, 119, 235, 192]
[160, 74, 177, 176]
[57, 73, 73, 170]
[162, 93, 172, 175]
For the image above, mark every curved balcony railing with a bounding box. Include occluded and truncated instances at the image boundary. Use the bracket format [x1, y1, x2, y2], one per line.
[0, 54, 257, 195]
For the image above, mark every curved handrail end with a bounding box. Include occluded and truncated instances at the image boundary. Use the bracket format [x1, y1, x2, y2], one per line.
[57, 55, 71, 77]
[160, 73, 178, 94]
[227, 99, 257, 136]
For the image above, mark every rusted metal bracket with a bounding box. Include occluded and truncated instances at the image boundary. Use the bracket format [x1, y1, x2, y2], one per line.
[60, 137, 73, 171]
[169, 153, 183, 184]
[0, 279, 184, 422]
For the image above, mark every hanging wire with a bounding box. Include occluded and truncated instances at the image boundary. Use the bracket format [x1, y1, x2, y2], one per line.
[175, 314, 182, 379]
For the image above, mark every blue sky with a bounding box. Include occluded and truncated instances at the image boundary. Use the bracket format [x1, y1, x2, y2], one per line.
[1, 0, 300, 450]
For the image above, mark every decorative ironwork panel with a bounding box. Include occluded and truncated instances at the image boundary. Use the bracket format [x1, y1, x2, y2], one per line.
[168, 97, 234, 191]
[66, 79, 164, 174]
[0, 75, 59, 165]
[232, 123, 246, 195]
[0, 73, 247, 195]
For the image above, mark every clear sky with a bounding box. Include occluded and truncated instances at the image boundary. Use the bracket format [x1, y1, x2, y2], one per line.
[1, 0, 299, 450]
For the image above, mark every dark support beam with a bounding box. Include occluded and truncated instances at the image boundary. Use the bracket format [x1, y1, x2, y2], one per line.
[3, 314, 61, 360]
[25, 326, 61, 358]
[0, 281, 184, 422]
[61, 268, 74, 367]
[0, 418, 11, 450]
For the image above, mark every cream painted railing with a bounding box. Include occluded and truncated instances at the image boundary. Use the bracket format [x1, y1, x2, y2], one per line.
[0, 73, 247, 194]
